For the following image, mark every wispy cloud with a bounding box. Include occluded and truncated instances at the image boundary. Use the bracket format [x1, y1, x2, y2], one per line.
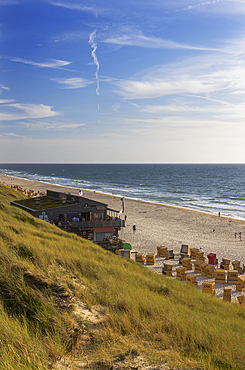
[48, 1, 102, 17]
[0, 84, 10, 91]
[167, 0, 245, 15]
[0, 99, 14, 104]
[111, 103, 121, 112]
[140, 101, 245, 120]
[89, 30, 100, 96]
[140, 104, 214, 113]
[53, 31, 88, 43]
[3, 132, 28, 139]
[57, 123, 85, 129]
[115, 78, 219, 99]
[18, 120, 85, 130]
[175, 0, 223, 12]
[102, 27, 221, 51]
[51, 77, 94, 89]
[123, 116, 227, 132]
[8, 57, 72, 70]
[114, 37, 245, 99]
[0, 103, 60, 121]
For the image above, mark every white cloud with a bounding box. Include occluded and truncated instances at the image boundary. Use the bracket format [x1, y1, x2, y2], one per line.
[57, 123, 85, 129]
[103, 28, 220, 51]
[0, 99, 14, 104]
[51, 77, 94, 89]
[3, 132, 28, 139]
[169, 0, 245, 15]
[140, 101, 245, 121]
[8, 57, 72, 69]
[141, 104, 210, 113]
[0, 103, 60, 121]
[113, 36, 245, 100]
[53, 31, 88, 43]
[115, 78, 220, 99]
[0, 84, 10, 91]
[17, 120, 85, 130]
[111, 103, 121, 112]
[175, 0, 223, 12]
[48, 1, 102, 17]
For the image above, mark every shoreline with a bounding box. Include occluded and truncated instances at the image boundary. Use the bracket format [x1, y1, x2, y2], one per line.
[0, 173, 242, 223]
[2, 173, 245, 302]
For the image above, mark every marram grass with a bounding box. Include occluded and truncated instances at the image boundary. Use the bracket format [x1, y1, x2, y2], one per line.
[0, 184, 244, 369]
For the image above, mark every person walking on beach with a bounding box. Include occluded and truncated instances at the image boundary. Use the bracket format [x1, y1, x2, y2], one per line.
[133, 225, 136, 233]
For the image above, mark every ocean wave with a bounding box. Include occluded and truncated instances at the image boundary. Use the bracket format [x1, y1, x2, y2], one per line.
[170, 190, 184, 194]
[1, 164, 245, 221]
[211, 200, 232, 205]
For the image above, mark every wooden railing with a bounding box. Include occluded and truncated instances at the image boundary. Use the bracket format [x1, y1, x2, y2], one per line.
[68, 220, 125, 229]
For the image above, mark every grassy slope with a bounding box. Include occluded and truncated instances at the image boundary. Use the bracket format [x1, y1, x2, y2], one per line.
[0, 184, 245, 370]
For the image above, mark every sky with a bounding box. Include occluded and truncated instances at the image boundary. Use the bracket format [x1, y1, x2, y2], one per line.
[1, 0, 245, 163]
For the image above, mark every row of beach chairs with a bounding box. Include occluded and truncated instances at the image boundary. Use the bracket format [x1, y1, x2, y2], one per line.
[5, 184, 45, 198]
[117, 243, 245, 307]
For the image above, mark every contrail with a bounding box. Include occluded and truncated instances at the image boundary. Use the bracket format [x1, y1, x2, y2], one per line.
[89, 30, 100, 96]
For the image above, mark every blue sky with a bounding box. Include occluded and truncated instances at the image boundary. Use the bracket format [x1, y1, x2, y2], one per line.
[1, 0, 245, 163]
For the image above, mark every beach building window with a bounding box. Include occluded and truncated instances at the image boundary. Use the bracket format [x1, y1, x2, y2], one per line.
[94, 213, 98, 220]
[99, 212, 104, 221]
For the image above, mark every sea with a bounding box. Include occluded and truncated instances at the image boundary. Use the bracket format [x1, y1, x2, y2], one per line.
[1, 163, 245, 220]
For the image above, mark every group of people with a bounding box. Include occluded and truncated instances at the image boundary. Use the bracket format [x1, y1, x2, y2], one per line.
[235, 232, 242, 241]
[102, 236, 113, 244]
[107, 215, 121, 221]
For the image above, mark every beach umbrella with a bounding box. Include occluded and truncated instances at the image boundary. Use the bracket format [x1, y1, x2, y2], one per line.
[123, 242, 132, 250]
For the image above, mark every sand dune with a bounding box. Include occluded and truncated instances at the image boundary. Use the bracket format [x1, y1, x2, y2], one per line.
[2, 173, 245, 302]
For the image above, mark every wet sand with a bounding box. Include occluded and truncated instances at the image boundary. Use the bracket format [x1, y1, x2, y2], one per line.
[1, 173, 245, 302]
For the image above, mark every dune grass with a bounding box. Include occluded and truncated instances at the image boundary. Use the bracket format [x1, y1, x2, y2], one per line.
[0, 184, 245, 369]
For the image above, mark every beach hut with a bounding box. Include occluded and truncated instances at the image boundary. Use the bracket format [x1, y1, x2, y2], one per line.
[232, 260, 242, 274]
[162, 263, 173, 276]
[227, 270, 238, 284]
[215, 269, 226, 283]
[135, 253, 145, 265]
[186, 274, 198, 287]
[176, 267, 186, 281]
[180, 244, 190, 256]
[146, 254, 156, 265]
[236, 276, 245, 292]
[182, 258, 192, 271]
[207, 253, 216, 265]
[202, 281, 215, 294]
[223, 287, 232, 302]
[237, 295, 245, 307]
[190, 248, 199, 259]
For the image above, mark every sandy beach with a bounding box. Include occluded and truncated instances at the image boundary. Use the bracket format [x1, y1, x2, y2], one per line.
[1, 173, 245, 302]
